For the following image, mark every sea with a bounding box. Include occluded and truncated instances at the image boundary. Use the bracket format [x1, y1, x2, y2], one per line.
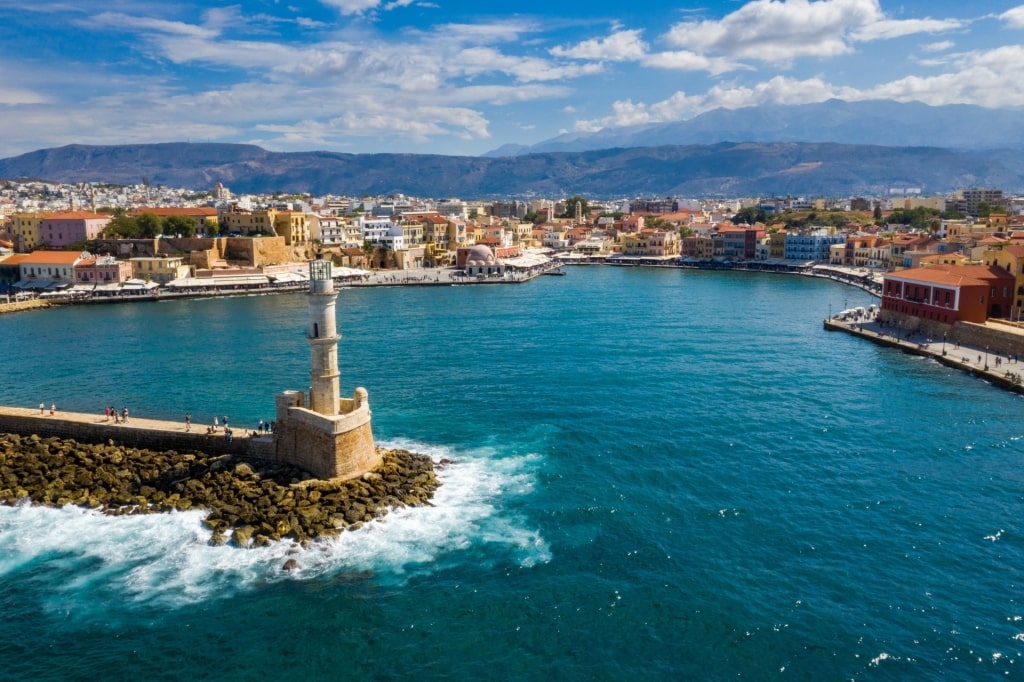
[1, 265, 1022, 681]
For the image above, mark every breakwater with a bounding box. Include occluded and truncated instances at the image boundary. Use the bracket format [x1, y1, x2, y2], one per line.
[0, 299, 52, 315]
[0, 407, 440, 547]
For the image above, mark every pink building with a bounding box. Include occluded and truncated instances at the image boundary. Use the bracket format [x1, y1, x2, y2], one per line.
[75, 255, 133, 285]
[40, 212, 111, 248]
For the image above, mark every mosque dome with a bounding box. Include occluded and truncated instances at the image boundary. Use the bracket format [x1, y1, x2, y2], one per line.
[466, 244, 498, 266]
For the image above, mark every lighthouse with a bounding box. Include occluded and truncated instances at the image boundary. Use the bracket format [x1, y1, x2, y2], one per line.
[307, 252, 341, 415]
[272, 253, 380, 479]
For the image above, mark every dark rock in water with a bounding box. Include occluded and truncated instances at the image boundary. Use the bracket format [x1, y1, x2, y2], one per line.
[282, 558, 299, 571]
[0, 433, 440, 547]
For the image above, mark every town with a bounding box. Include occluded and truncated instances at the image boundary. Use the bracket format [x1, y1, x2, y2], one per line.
[2, 181, 1024, 341]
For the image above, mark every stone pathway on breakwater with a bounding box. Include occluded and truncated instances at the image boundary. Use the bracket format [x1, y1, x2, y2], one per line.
[824, 314, 1024, 396]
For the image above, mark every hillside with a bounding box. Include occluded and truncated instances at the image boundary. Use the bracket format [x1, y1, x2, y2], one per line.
[2, 141, 1022, 197]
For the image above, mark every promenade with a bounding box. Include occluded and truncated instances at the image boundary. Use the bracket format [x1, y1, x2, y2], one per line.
[0, 405, 275, 459]
[824, 312, 1024, 396]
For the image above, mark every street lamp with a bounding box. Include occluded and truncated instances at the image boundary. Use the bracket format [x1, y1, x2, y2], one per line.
[985, 345, 989, 370]
[942, 332, 947, 356]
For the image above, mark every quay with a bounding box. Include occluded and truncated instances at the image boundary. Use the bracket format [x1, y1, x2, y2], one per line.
[824, 314, 1024, 396]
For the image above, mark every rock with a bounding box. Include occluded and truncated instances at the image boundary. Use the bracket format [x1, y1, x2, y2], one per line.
[282, 558, 299, 571]
[0, 433, 439, 548]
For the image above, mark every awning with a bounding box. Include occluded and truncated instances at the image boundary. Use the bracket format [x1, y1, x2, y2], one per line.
[165, 275, 270, 288]
[268, 271, 308, 283]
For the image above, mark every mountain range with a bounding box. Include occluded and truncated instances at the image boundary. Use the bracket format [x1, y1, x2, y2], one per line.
[484, 100, 1024, 156]
[2, 101, 1022, 198]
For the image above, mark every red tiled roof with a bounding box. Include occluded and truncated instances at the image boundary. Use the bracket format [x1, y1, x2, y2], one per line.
[886, 264, 1010, 287]
[19, 250, 85, 265]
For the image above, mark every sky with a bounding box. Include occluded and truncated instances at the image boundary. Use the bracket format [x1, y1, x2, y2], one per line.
[2, 0, 1024, 159]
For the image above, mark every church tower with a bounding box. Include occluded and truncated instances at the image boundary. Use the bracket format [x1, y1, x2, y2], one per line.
[272, 252, 380, 480]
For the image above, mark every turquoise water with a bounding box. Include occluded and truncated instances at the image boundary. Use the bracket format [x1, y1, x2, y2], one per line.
[1, 266, 1022, 680]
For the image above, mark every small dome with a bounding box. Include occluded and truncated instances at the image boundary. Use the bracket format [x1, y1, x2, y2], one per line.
[466, 244, 497, 266]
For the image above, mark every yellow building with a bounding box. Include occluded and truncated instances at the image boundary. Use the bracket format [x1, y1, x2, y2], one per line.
[10, 213, 47, 251]
[272, 211, 310, 246]
[982, 244, 1024, 320]
[129, 256, 190, 283]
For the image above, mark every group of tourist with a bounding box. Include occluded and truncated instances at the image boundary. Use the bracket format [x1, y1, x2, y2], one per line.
[104, 405, 129, 423]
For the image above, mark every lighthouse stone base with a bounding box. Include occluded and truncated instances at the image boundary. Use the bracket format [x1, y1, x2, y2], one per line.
[274, 388, 381, 480]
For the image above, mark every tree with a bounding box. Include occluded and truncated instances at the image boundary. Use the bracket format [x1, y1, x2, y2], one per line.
[104, 211, 140, 238]
[873, 203, 883, 222]
[731, 206, 767, 225]
[136, 212, 163, 238]
[559, 195, 589, 219]
[164, 215, 196, 237]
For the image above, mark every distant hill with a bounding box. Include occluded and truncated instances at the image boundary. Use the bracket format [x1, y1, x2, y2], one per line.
[2, 141, 1023, 197]
[485, 100, 1024, 157]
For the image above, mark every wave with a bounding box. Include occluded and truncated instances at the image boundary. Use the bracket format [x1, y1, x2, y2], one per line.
[0, 439, 549, 611]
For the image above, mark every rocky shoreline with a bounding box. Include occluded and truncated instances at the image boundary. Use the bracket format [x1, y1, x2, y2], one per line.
[0, 432, 441, 548]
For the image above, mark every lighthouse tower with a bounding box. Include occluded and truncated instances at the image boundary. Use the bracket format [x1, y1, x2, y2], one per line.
[307, 253, 341, 415]
[273, 253, 380, 479]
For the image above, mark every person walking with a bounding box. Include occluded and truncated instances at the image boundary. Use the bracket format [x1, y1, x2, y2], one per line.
[122, 406, 129, 423]
[49, 403, 55, 416]
[39, 402, 44, 414]
[185, 412, 191, 431]
[213, 415, 219, 431]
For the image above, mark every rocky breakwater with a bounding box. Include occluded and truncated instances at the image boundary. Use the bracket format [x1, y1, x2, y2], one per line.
[0, 299, 52, 315]
[0, 433, 442, 547]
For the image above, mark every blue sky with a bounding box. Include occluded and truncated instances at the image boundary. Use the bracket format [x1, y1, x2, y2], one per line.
[2, 0, 1023, 158]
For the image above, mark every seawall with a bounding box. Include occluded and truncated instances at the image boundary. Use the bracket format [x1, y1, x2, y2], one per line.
[823, 318, 1024, 396]
[0, 406, 276, 460]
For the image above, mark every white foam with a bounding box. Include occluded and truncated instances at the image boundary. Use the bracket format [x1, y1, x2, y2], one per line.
[0, 438, 548, 609]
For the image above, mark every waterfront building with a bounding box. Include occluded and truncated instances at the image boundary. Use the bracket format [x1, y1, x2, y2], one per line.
[129, 256, 190, 283]
[14, 250, 88, 290]
[75, 255, 133, 285]
[881, 264, 1015, 325]
[0, 253, 27, 291]
[981, 244, 1024, 321]
[784, 230, 846, 262]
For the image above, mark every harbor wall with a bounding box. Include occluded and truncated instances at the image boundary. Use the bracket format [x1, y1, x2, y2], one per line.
[0, 410, 276, 460]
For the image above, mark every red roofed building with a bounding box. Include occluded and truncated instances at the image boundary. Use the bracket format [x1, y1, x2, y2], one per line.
[881, 264, 1015, 325]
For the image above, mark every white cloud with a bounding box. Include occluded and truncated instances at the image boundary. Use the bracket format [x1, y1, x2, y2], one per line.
[851, 17, 964, 42]
[1000, 6, 1024, 28]
[84, 11, 219, 38]
[550, 29, 648, 61]
[864, 44, 1024, 107]
[664, 0, 882, 64]
[576, 40, 1024, 134]
[921, 40, 955, 53]
[663, 0, 963, 66]
[642, 50, 746, 76]
[319, 0, 384, 16]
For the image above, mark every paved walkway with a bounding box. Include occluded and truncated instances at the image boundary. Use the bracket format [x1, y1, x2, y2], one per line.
[825, 313, 1024, 394]
[0, 405, 273, 439]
